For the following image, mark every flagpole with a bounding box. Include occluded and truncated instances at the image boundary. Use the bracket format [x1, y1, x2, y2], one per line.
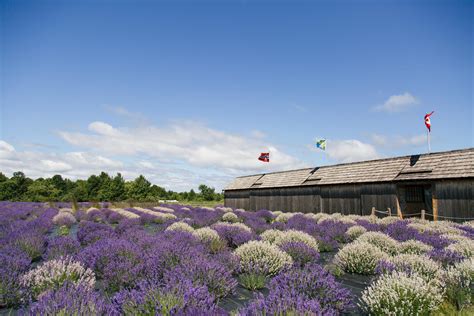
[427, 130, 431, 153]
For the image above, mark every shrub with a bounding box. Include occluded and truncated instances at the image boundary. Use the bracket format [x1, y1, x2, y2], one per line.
[444, 258, 474, 310]
[21, 256, 95, 299]
[428, 248, 465, 266]
[360, 271, 444, 315]
[279, 241, 320, 267]
[77, 238, 143, 293]
[260, 229, 284, 243]
[52, 212, 77, 228]
[241, 264, 353, 315]
[0, 247, 30, 307]
[399, 240, 433, 255]
[335, 241, 389, 275]
[239, 272, 267, 291]
[388, 254, 441, 281]
[222, 212, 239, 223]
[379, 216, 401, 226]
[446, 239, 474, 258]
[77, 221, 116, 246]
[272, 229, 319, 251]
[235, 241, 293, 276]
[113, 279, 221, 315]
[357, 231, 399, 255]
[165, 222, 195, 233]
[193, 227, 225, 253]
[29, 283, 114, 315]
[346, 225, 367, 241]
[44, 236, 80, 260]
[314, 219, 350, 251]
[163, 257, 237, 299]
[275, 212, 295, 223]
[212, 222, 257, 248]
[11, 231, 46, 260]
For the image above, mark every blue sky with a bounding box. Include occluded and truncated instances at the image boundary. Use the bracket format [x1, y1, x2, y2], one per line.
[1, 0, 472, 191]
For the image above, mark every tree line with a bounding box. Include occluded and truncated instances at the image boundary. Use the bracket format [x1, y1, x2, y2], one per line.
[0, 171, 223, 202]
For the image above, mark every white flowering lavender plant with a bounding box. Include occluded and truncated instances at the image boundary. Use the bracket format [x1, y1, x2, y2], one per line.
[21, 256, 95, 298]
[335, 241, 389, 275]
[360, 271, 444, 316]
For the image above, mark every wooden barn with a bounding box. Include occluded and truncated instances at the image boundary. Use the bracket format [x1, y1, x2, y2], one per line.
[224, 148, 474, 221]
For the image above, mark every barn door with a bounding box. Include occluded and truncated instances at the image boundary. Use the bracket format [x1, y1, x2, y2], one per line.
[397, 184, 432, 218]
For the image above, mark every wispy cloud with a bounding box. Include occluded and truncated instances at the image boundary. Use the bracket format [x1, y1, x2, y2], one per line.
[0, 117, 310, 190]
[59, 120, 307, 173]
[370, 133, 426, 147]
[104, 105, 149, 124]
[291, 105, 308, 113]
[308, 139, 381, 163]
[374, 92, 419, 112]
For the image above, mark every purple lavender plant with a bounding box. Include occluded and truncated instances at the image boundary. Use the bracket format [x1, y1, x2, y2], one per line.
[113, 279, 222, 315]
[77, 221, 116, 246]
[212, 224, 259, 249]
[77, 238, 144, 293]
[28, 282, 116, 315]
[44, 236, 81, 260]
[0, 247, 30, 307]
[314, 219, 350, 252]
[280, 241, 320, 267]
[241, 264, 353, 315]
[428, 248, 465, 266]
[164, 257, 237, 299]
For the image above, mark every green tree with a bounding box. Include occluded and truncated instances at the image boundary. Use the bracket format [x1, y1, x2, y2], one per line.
[86, 175, 101, 201]
[188, 189, 197, 201]
[198, 184, 216, 201]
[97, 172, 112, 201]
[109, 173, 126, 201]
[0, 172, 8, 183]
[127, 175, 152, 201]
[26, 179, 60, 202]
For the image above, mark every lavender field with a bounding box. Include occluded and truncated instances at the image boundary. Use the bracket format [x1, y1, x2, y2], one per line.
[0, 201, 473, 315]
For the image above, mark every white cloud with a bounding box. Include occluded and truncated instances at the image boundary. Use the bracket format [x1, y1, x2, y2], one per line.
[395, 134, 426, 146]
[59, 120, 306, 173]
[88, 121, 121, 137]
[370, 134, 388, 146]
[374, 92, 419, 112]
[104, 105, 149, 124]
[40, 160, 73, 172]
[325, 139, 381, 163]
[251, 130, 266, 139]
[0, 119, 309, 191]
[370, 133, 426, 147]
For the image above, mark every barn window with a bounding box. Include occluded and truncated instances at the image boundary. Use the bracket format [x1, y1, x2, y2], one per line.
[405, 186, 424, 203]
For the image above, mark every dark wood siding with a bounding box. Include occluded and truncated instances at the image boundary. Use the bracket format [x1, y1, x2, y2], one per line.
[435, 180, 474, 221]
[360, 183, 397, 216]
[224, 180, 471, 220]
[224, 190, 250, 210]
[320, 184, 361, 215]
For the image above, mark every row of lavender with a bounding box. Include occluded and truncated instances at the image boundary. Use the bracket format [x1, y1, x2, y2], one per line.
[0, 201, 472, 315]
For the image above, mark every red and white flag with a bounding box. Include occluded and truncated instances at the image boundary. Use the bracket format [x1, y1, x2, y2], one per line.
[258, 152, 270, 162]
[424, 111, 434, 132]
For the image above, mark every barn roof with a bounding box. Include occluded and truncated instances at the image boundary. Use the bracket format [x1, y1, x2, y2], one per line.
[225, 148, 474, 190]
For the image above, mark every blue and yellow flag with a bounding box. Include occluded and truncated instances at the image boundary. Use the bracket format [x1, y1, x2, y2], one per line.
[316, 139, 326, 150]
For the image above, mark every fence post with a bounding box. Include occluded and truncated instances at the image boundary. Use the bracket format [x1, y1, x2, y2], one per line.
[371, 207, 376, 218]
[387, 207, 392, 217]
[421, 209, 425, 221]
